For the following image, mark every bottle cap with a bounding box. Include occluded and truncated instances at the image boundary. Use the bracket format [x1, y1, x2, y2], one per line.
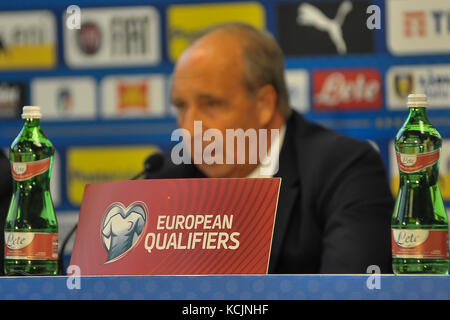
[21, 106, 42, 119]
[407, 94, 428, 108]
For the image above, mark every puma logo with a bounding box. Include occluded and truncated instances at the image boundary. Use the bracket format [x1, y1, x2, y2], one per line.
[297, 1, 353, 54]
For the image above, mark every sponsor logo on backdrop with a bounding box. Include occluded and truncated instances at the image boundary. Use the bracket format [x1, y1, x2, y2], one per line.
[64, 6, 160, 67]
[313, 68, 382, 111]
[167, 2, 265, 62]
[285, 69, 310, 113]
[77, 22, 102, 55]
[393, 73, 414, 100]
[31, 77, 96, 120]
[118, 81, 148, 112]
[0, 10, 56, 69]
[387, 65, 450, 109]
[387, 0, 450, 55]
[403, 11, 426, 38]
[277, 1, 374, 56]
[66, 146, 160, 206]
[389, 140, 450, 201]
[101, 75, 165, 118]
[57, 88, 74, 112]
[0, 82, 26, 119]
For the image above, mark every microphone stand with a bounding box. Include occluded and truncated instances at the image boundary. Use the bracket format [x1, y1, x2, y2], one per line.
[58, 224, 77, 275]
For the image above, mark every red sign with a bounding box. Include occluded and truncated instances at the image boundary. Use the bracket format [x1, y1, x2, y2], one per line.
[70, 178, 281, 275]
[313, 68, 382, 111]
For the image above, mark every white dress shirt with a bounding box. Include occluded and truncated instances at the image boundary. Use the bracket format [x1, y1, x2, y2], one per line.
[246, 124, 286, 178]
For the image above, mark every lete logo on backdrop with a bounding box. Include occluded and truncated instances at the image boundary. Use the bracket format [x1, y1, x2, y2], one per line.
[313, 68, 382, 111]
[101, 201, 148, 264]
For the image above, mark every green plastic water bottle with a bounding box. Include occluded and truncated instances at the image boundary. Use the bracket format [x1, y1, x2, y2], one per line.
[392, 94, 449, 274]
[4, 106, 58, 276]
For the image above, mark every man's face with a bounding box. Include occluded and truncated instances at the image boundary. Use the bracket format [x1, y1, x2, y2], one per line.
[171, 34, 262, 178]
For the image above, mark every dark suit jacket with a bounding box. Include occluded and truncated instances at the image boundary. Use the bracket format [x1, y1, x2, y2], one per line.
[0, 150, 13, 276]
[146, 111, 394, 274]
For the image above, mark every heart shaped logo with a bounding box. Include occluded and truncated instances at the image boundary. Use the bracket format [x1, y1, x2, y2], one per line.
[101, 201, 148, 264]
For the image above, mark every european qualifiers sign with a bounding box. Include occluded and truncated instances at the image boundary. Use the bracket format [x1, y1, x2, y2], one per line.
[276, 0, 375, 56]
[70, 178, 281, 275]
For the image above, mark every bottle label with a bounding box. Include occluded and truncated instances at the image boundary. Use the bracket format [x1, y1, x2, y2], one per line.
[391, 229, 449, 259]
[396, 149, 440, 173]
[10, 158, 51, 181]
[4, 232, 58, 261]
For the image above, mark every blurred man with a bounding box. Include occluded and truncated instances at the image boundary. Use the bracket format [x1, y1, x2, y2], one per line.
[147, 22, 394, 274]
[0, 150, 13, 276]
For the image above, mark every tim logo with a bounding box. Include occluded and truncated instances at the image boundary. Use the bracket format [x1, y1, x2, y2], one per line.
[101, 201, 148, 264]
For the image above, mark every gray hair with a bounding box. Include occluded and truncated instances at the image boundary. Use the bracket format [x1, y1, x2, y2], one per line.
[193, 22, 292, 118]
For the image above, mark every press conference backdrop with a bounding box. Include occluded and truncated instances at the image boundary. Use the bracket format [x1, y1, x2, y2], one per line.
[1, 0, 450, 259]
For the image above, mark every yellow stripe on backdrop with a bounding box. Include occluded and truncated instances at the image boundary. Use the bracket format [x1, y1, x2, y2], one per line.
[0, 44, 55, 69]
[167, 1, 266, 62]
[67, 145, 161, 206]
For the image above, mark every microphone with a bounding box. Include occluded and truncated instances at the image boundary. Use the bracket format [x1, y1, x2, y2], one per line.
[58, 152, 165, 275]
[130, 152, 165, 180]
